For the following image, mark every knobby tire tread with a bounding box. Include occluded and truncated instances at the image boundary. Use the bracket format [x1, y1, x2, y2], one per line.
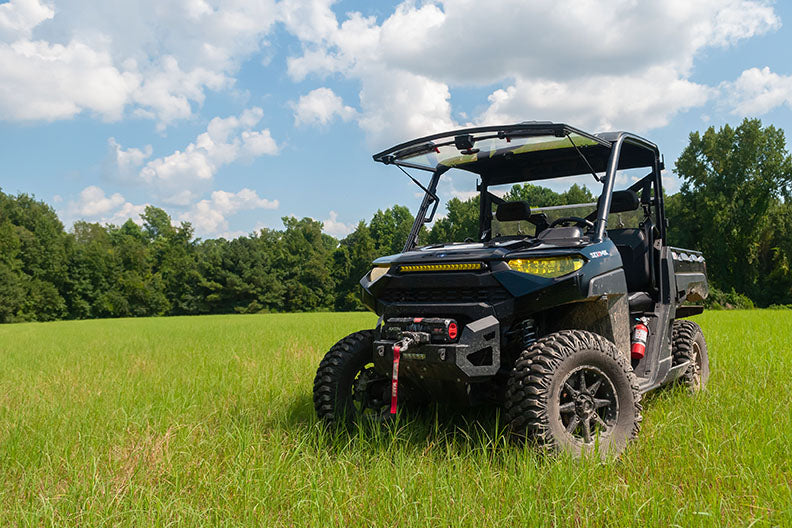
[313, 329, 375, 422]
[671, 320, 704, 391]
[504, 329, 642, 452]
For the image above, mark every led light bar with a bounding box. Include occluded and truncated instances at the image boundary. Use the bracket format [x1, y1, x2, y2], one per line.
[399, 262, 483, 273]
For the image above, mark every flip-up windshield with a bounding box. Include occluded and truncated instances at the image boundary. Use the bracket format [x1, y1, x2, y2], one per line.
[372, 123, 613, 179]
[389, 132, 600, 172]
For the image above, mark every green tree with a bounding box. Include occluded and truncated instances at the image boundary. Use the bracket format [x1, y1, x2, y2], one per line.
[560, 183, 595, 205]
[196, 230, 286, 314]
[369, 205, 414, 254]
[673, 118, 792, 304]
[505, 183, 562, 205]
[427, 196, 480, 244]
[65, 221, 120, 319]
[274, 217, 337, 312]
[141, 206, 198, 315]
[0, 189, 69, 322]
[333, 221, 376, 310]
[505, 182, 594, 205]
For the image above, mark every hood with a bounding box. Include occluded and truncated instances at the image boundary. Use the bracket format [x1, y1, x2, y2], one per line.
[372, 238, 591, 266]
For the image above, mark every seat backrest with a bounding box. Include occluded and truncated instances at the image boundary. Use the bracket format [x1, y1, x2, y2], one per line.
[610, 190, 640, 213]
[496, 201, 531, 222]
[607, 228, 650, 292]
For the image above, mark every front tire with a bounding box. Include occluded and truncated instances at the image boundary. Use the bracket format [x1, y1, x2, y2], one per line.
[313, 330, 389, 423]
[671, 320, 710, 393]
[505, 330, 642, 457]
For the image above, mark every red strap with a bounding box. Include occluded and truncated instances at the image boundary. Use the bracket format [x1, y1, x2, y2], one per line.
[390, 345, 401, 414]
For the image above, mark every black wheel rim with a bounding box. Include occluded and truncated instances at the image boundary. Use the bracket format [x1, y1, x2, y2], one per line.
[558, 366, 619, 444]
[351, 364, 389, 417]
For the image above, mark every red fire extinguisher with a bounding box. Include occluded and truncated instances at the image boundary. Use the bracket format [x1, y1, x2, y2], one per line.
[631, 317, 649, 360]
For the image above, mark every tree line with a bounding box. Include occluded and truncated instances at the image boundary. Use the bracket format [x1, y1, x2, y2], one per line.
[1, 118, 790, 323]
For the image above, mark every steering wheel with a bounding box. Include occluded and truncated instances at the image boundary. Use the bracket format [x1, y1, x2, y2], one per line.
[548, 216, 594, 229]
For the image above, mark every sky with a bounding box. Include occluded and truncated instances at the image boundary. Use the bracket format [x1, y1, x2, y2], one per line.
[1, 0, 791, 240]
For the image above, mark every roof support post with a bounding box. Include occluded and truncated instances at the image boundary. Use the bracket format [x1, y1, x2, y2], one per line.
[595, 133, 624, 242]
[595, 132, 657, 242]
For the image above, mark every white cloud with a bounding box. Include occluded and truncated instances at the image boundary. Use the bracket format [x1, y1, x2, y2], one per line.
[128, 56, 229, 129]
[110, 107, 279, 205]
[106, 137, 152, 180]
[277, 0, 339, 44]
[104, 201, 148, 226]
[357, 68, 454, 146]
[181, 188, 279, 234]
[281, 0, 780, 145]
[0, 0, 53, 40]
[281, 3, 453, 146]
[66, 185, 147, 226]
[322, 210, 353, 237]
[723, 66, 792, 116]
[479, 67, 712, 132]
[71, 185, 125, 216]
[0, 0, 278, 126]
[371, 0, 780, 84]
[0, 38, 135, 121]
[708, 1, 780, 47]
[241, 129, 279, 156]
[293, 87, 356, 126]
[211, 188, 279, 213]
[1, 0, 780, 135]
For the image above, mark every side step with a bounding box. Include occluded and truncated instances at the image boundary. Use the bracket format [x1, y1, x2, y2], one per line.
[638, 360, 690, 393]
[664, 360, 691, 384]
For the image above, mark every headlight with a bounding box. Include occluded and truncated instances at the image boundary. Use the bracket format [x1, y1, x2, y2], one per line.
[507, 256, 585, 278]
[367, 266, 390, 283]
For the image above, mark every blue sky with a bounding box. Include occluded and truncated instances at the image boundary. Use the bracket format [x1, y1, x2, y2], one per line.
[1, 0, 791, 239]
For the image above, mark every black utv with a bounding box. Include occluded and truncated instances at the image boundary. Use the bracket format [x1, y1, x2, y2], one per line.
[313, 122, 709, 456]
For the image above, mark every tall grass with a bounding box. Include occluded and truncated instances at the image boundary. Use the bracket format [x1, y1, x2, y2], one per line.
[0, 311, 790, 526]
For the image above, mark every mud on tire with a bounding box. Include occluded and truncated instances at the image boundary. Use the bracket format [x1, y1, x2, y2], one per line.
[671, 320, 710, 393]
[505, 330, 642, 456]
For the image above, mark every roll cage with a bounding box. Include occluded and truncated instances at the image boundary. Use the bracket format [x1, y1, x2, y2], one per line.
[372, 123, 665, 252]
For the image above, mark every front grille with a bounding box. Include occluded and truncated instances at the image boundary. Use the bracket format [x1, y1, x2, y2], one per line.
[380, 287, 510, 304]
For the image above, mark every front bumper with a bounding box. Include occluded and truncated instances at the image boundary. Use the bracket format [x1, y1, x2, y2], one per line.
[373, 315, 501, 382]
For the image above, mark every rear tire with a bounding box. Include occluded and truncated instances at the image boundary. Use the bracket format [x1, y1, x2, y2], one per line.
[313, 330, 389, 423]
[671, 320, 710, 392]
[505, 330, 642, 457]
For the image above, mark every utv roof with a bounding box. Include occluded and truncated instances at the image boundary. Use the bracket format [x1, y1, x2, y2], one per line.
[373, 122, 660, 186]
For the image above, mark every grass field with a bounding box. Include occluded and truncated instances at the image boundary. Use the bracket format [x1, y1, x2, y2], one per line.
[0, 311, 790, 527]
